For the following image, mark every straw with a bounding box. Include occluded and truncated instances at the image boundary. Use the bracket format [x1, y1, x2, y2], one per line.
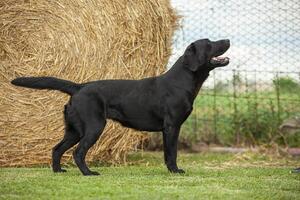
[0, 0, 178, 166]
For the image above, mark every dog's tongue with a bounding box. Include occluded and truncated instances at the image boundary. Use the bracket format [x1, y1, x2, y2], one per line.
[210, 56, 229, 64]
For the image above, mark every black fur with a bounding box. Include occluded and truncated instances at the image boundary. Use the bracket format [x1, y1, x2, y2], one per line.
[11, 39, 230, 175]
[11, 77, 82, 95]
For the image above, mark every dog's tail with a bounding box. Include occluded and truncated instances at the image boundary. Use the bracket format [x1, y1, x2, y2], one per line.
[11, 76, 83, 95]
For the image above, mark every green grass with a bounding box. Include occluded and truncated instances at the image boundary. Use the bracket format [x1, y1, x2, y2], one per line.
[1, 152, 300, 200]
[181, 90, 300, 147]
[179, 76, 300, 147]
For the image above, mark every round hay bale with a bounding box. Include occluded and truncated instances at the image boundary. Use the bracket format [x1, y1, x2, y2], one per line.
[0, 0, 178, 166]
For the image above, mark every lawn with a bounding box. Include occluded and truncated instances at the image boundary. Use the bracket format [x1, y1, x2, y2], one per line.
[1, 151, 300, 200]
[180, 89, 300, 147]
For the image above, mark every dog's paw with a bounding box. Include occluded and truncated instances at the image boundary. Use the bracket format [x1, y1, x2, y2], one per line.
[168, 168, 185, 174]
[175, 169, 185, 174]
[53, 168, 67, 173]
[84, 171, 100, 176]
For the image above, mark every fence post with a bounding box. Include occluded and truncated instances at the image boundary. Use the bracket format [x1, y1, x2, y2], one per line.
[275, 72, 281, 126]
[213, 70, 218, 143]
[233, 69, 239, 145]
[253, 69, 258, 138]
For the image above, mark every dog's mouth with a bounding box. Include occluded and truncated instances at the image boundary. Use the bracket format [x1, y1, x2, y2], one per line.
[210, 56, 230, 67]
[209, 39, 230, 68]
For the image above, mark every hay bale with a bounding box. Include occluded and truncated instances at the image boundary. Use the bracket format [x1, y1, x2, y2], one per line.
[0, 0, 177, 166]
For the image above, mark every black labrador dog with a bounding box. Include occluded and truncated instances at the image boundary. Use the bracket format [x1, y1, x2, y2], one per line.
[11, 39, 230, 176]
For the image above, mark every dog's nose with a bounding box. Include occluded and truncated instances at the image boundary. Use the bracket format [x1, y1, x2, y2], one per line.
[223, 39, 230, 46]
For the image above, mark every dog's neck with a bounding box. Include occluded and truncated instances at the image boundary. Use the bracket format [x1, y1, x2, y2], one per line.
[164, 56, 210, 100]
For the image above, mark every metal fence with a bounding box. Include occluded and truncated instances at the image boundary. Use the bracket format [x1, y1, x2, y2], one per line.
[169, 0, 300, 146]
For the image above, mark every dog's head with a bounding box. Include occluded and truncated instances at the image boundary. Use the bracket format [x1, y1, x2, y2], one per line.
[183, 39, 230, 72]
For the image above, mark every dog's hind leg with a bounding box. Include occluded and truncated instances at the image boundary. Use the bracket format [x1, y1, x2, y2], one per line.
[52, 126, 80, 173]
[73, 118, 106, 176]
[52, 105, 81, 173]
[70, 92, 107, 176]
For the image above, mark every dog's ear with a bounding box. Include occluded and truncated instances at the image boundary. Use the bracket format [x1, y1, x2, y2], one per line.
[183, 42, 206, 72]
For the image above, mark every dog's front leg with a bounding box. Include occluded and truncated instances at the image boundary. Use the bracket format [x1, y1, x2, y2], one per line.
[162, 125, 185, 173]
